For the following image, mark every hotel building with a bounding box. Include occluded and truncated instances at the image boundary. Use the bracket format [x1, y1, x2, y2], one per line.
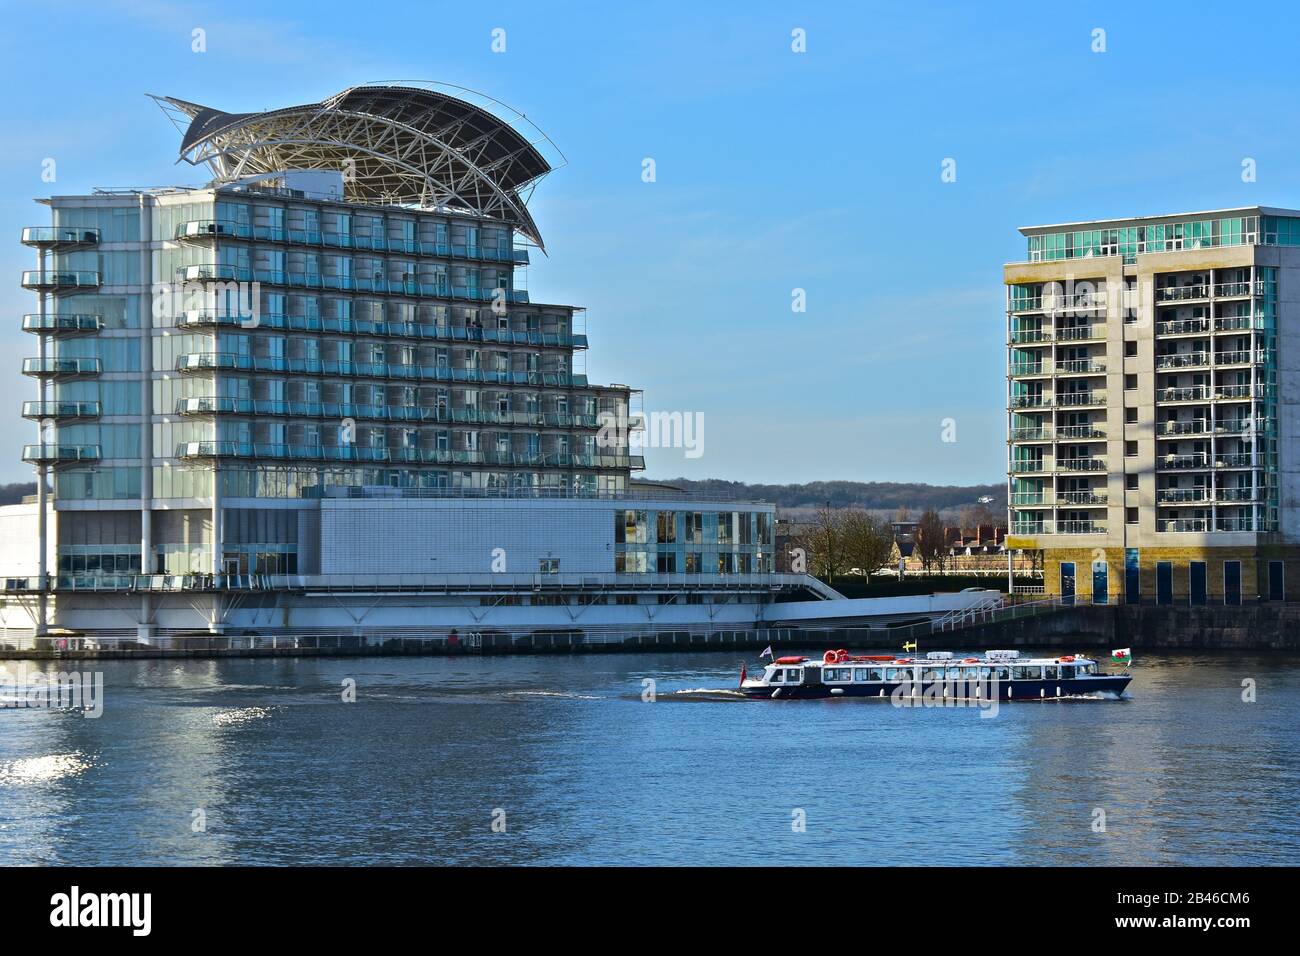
[1005, 207, 1300, 604]
[0, 85, 837, 645]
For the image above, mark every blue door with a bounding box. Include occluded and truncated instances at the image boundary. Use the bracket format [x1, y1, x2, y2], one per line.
[1224, 561, 1241, 606]
[1190, 561, 1207, 605]
[1156, 561, 1173, 605]
[1125, 548, 1140, 605]
[1060, 562, 1075, 606]
[1092, 560, 1108, 605]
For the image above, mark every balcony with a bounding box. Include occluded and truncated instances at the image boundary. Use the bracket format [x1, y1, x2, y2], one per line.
[174, 219, 530, 266]
[1008, 294, 1105, 314]
[1056, 325, 1106, 342]
[1155, 352, 1209, 370]
[1214, 350, 1258, 366]
[1215, 453, 1256, 468]
[1055, 359, 1106, 375]
[1010, 521, 1052, 535]
[1216, 487, 1259, 503]
[1213, 384, 1260, 400]
[1154, 285, 1208, 302]
[21, 357, 101, 378]
[1008, 329, 1051, 345]
[1212, 281, 1264, 298]
[1055, 457, 1107, 473]
[1157, 518, 1209, 532]
[1056, 424, 1105, 439]
[178, 263, 531, 305]
[1215, 419, 1269, 435]
[1056, 391, 1105, 407]
[1057, 491, 1107, 505]
[1158, 454, 1209, 470]
[1158, 420, 1210, 436]
[1010, 493, 1050, 506]
[21, 313, 102, 336]
[1156, 385, 1210, 403]
[1155, 317, 1210, 336]
[1056, 520, 1106, 534]
[1156, 488, 1210, 504]
[1008, 362, 1046, 377]
[21, 226, 99, 249]
[1009, 394, 1051, 409]
[1213, 315, 1258, 332]
[22, 401, 100, 420]
[22, 443, 100, 464]
[174, 352, 590, 389]
[21, 270, 100, 292]
[1009, 460, 1045, 473]
[174, 442, 642, 470]
[1009, 426, 1051, 441]
[172, 397, 604, 430]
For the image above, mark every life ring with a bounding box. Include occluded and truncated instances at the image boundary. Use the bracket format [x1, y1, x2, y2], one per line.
[822, 649, 849, 665]
[1058, 655, 1075, 663]
[823, 650, 837, 664]
[963, 657, 979, 663]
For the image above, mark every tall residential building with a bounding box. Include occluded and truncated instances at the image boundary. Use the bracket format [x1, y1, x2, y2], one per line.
[1, 85, 830, 644]
[1005, 207, 1300, 605]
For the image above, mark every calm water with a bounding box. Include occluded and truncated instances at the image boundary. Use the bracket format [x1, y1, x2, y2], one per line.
[1, 649, 1297, 866]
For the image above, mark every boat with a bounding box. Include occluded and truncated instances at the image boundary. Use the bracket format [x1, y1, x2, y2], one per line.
[738, 649, 1131, 700]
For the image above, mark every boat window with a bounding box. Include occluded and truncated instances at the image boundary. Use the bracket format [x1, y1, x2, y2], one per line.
[963, 666, 980, 679]
[885, 668, 904, 681]
[944, 667, 962, 680]
[1082, 663, 1095, 675]
[978, 667, 992, 679]
[769, 670, 783, 683]
[785, 669, 802, 682]
[1012, 666, 1042, 680]
[992, 666, 1010, 681]
[1061, 665, 1076, 679]
[824, 667, 849, 682]
[922, 667, 944, 681]
[868, 668, 884, 681]
[1043, 665, 1060, 680]
[853, 668, 870, 681]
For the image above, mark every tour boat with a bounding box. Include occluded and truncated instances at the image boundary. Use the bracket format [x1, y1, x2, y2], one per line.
[738, 649, 1132, 700]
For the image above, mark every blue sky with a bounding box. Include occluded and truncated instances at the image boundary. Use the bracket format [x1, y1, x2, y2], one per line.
[3, 0, 1300, 486]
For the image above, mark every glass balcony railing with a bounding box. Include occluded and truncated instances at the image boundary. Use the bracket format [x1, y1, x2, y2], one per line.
[22, 357, 101, 377]
[1154, 285, 1208, 302]
[21, 270, 100, 290]
[1055, 458, 1107, 472]
[1155, 318, 1210, 336]
[175, 220, 530, 265]
[22, 443, 100, 463]
[174, 311, 585, 349]
[1156, 489, 1210, 504]
[1055, 359, 1106, 374]
[21, 226, 100, 247]
[1056, 392, 1105, 406]
[174, 441, 642, 470]
[1056, 325, 1106, 341]
[1057, 491, 1107, 505]
[1159, 454, 1210, 470]
[22, 401, 100, 420]
[1158, 420, 1211, 436]
[174, 352, 588, 388]
[1009, 427, 1050, 441]
[21, 313, 102, 335]
[1009, 460, 1045, 473]
[173, 397, 603, 430]
[1055, 424, 1105, 439]
[181, 263, 532, 305]
[1056, 520, 1106, 534]
[1155, 352, 1210, 369]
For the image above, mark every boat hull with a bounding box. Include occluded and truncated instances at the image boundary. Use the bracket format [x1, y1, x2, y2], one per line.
[740, 675, 1132, 701]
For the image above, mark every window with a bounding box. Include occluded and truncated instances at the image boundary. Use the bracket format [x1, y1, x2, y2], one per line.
[784, 669, 802, 682]
[1125, 440, 1138, 457]
[769, 670, 783, 683]
[1125, 341, 1137, 357]
[1125, 373, 1137, 390]
[1125, 407, 1138, 424]
[1126, 474, 1139, 491]
[1126, 507, 1139, 525]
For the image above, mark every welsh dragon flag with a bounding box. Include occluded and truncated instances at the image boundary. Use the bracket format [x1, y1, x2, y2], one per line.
[1111, 648, 1132, 664]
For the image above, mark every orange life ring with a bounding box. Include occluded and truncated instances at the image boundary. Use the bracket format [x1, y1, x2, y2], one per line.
[823, 650, 838, 664]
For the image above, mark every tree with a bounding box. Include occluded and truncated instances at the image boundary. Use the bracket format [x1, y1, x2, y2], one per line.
[840, 508, 894, 577]
[960, 502, 996, 537]
[800, 504, 844, 581]
[914, 507, 947, 574]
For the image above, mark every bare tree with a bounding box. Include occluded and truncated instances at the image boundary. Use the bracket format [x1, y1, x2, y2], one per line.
[960, 502, 996, 537]
[914, 507, 947, 574]
[800, 504, 844, 581]
[840, 508, 894, 577]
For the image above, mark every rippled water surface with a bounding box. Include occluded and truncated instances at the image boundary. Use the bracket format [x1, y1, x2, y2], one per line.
[1, 650, 1296, 865]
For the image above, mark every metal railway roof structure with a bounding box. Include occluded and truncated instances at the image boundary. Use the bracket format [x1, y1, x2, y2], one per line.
[148, 83, 562, 250]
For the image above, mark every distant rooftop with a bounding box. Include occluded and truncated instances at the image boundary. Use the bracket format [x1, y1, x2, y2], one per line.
[1019, 205, 1300, 236]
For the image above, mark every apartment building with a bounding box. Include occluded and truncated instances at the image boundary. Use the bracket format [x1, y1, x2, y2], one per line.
[1005, 207, 1300, 604]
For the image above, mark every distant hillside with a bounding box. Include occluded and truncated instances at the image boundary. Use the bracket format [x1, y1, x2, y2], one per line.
[0, 482, 36, 506]
[637, 478, 1005, 517]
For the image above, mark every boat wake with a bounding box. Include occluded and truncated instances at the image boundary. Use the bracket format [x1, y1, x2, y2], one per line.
[662, 688, 750, 702]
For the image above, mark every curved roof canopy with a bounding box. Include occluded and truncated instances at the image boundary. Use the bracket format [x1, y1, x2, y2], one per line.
[151, 85, 555, 248]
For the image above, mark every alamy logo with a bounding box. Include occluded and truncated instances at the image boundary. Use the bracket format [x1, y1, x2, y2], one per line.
[49, 886, 151, 936]
[0, 665, 103, 718]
